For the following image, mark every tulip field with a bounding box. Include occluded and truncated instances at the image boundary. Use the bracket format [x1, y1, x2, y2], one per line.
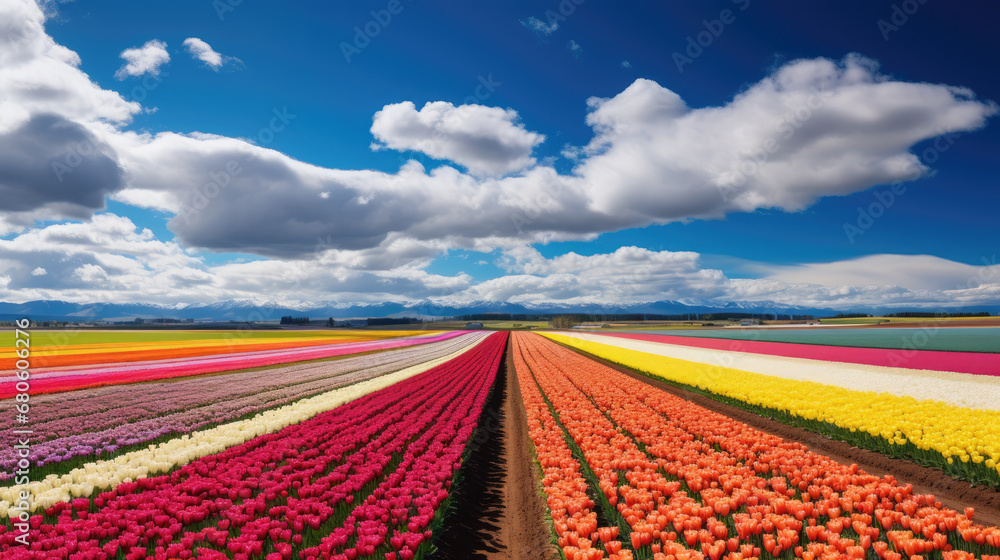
[512, 332, 1000, 560]
[0, 331, 458, 398]
[3, 327, 1000, 560]
[542, 331, 1000, 488]
[0, 330, 425, 371]
[0, 333, 475, 482]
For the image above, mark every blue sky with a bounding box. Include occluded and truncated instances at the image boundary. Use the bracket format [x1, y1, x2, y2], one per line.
[0, 0, 998, 309]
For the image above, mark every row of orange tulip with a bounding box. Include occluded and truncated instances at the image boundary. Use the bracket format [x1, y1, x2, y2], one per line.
[513, 332, 625, 560]
[512, 332, 1000, 560]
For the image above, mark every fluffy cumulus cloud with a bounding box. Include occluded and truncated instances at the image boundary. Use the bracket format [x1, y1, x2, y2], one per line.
[0, 113, 125, 227]
[574, 57, 996, 222]
[1, 216, 998, 308]
[0, 2, 137, 132]
[0, 213, 215, 303]
[0, 0, 139, 233]
[182, 37, 239, 71]
[114, 39, 170, 79]
[439, 248, 1000, 310]
[371, 101, 545, 176]
[2, 0, 999, 308]
[182, 38, 221, 68]
[109, 55, 994, 260]
[0, 213, 471, 305]
[763, 254, 1000, 293]
[460, 246, 729, 304]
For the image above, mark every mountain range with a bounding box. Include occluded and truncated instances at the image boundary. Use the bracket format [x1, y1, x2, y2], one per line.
[1, 299, 997, 323]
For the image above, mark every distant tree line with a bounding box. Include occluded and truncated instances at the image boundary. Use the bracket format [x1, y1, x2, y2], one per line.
[884, 311, 992, 318]
[458, 313, 520, 321]
[457, 312, 818, 322]
[279, 316, 311, 325]
[366, 317, 423, 325]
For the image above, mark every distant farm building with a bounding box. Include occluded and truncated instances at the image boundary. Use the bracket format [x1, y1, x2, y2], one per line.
[465, 322, 485, 329]
[740, 319, 760, 326]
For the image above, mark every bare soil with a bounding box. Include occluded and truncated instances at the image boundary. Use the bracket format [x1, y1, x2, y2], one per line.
[562, 344, 1000, 528]
[429, 336, 559, 560]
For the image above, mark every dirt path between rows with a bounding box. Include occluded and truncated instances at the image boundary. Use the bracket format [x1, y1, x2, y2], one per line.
[429, 337, 559, 560]
[559, 343, 1000, 528]
[500, 340, 562, 560]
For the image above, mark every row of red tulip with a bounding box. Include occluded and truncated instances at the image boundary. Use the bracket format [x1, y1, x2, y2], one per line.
[512, 332, 1000, 560]
[0, 332, 506, 560]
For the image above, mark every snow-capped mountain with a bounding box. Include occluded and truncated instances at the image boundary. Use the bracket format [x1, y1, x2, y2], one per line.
[5, 298, 994, 323]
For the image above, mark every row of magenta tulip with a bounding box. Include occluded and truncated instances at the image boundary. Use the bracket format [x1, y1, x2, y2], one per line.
[0, 332, 506, 560]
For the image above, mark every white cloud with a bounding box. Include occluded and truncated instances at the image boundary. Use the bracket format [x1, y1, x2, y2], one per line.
[114, 39, 169, 80]
[621, 60, 632, 69]
[438, 247, 1000, 309]
[573, 56, 996, 223]
[182, 38, 221, 69]
[182, 37, 239, 71]
[0, 213, 471, 305]
[1, 214, 998, 309]
[0, 1, 138, 133]
[567, 40, 582, 58]
[521, 16, 558, 36]
[763, 254, 1000, 292]
[462, 246, 728, 304]
[371, 101, 545, 176]
[4, 5, 993, 262]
